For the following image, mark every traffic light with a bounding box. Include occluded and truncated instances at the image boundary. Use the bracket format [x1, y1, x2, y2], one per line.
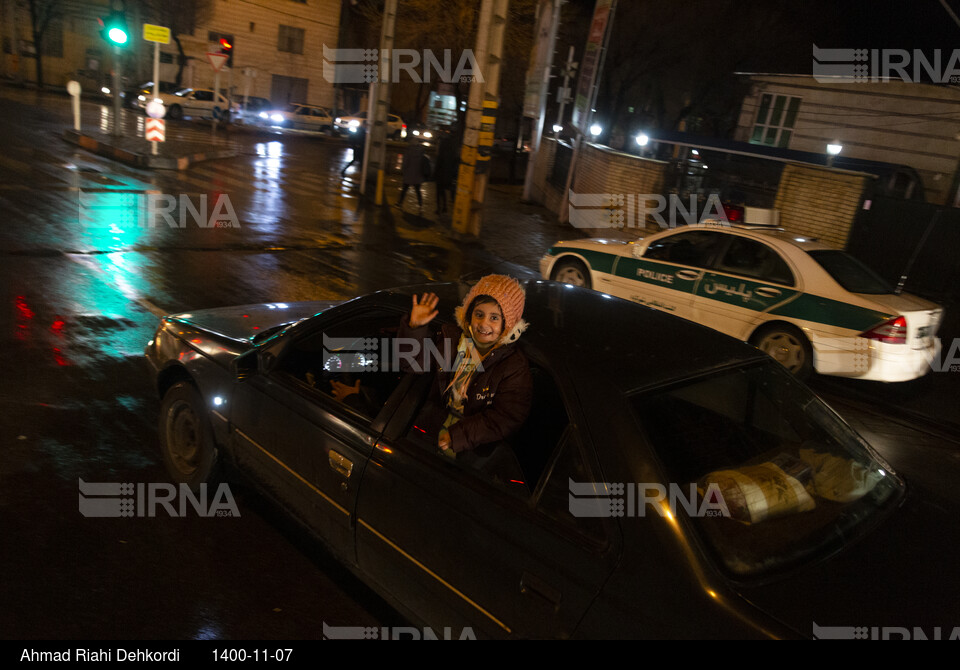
[99, 11, 129, 46]
[219, 37, 234, 69]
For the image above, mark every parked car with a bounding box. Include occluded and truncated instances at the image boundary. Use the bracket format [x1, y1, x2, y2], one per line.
[122, 80, 178, 109]
[137, 88, 237, 121]
[144, 281, 958, 638]
[540, 225, 943, 382]
[334, 111, 406, 138]
[260, 102, 333, 132]
[230, 95, 274, 125]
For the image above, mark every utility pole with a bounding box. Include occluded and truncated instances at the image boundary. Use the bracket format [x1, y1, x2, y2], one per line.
[521, 0, 562, 203]
[452, 0, 509, 237]
[361, 0, 397, 204]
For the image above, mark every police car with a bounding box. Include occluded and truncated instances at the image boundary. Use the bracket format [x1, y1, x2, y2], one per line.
[540, 224, 943, 382]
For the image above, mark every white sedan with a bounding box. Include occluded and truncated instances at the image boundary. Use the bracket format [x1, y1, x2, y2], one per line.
[260, 103, 333, 133]
[540, 225, 943, 382]
[334, 111, 406, 138]
[138, 88, 237, 121]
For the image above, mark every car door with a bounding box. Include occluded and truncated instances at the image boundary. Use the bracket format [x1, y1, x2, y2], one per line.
[228, 306, 408, 561]
[354, 349, 620, 638]
[185, 89, 212, 117]
[608, 229, 726, 322]
[691, 234, 801, 339]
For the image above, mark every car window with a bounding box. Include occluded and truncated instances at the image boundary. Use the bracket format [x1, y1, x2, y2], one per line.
[193, 90, 213, 102]
[272, 308, 405, 421]
[628, 362, 902, 577]
[643, 230, 726, 269]
[401, 358, 571, 498]
[714, 237, 795, 286]
[807, 250, 894, 294]
[296, 106, 310, 115]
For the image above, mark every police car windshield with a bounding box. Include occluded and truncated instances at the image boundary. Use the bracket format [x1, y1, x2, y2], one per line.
[807, 250, 894, 295]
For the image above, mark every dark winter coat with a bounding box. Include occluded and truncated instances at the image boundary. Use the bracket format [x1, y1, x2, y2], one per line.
[401, 143, 427, 186]
[399, 320, 533, 453]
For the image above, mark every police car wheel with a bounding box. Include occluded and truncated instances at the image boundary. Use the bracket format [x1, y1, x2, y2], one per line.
[552, 259, 591, 289]
[159, 381, 219, 492]
[752, 324, 812, 380]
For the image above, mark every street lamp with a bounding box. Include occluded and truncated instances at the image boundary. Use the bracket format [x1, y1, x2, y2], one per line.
[589, 123, 602, 138]
[635, 132, 649, 147]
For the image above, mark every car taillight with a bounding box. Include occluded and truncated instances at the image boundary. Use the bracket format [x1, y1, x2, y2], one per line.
[859, 316, 907, 344]
[722, 204, 743, 223]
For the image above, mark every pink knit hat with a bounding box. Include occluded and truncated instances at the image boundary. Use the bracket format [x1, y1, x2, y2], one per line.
[455, 275, 528, 344]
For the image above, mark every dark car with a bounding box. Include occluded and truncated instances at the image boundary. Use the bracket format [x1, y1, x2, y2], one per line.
[144, 281, 959, 639]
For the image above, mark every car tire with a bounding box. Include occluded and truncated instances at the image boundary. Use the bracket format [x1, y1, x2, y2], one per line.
[552, 258, 592, 289]
[167, 104, 183, 120]
[751, 323, 813, 380]
[159, 381, 220, 492]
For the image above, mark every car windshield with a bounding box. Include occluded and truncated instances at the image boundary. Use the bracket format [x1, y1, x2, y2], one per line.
[629, 362, 903, 578]
[807, 249, 894, 294]
[286, 103, 300, 112]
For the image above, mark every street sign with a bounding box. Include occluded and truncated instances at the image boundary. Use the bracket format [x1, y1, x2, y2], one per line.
[146, 118, 165, 142]
[207, 52, 228, 72]
[145, 99, 165, 119]
[143, 24, 170, 44]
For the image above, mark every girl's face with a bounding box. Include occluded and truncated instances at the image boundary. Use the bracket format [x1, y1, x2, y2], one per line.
[470, 300, 503, 346]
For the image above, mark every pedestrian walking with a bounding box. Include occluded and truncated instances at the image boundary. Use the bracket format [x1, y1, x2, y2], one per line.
[396, 138, 429, 213]
[434, 129, 458, 214]
[341, 125, 366, 177]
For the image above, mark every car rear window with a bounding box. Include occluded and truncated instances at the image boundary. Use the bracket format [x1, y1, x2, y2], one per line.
[628, 362, 902, 578]
[807, 250, 894, 294]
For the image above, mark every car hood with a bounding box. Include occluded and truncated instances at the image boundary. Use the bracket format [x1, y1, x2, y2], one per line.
[165, 301, 341, 343]
[736, 488, 960, 638]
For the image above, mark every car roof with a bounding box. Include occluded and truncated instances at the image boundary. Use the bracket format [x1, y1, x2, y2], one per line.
[368, 280, 768, 393]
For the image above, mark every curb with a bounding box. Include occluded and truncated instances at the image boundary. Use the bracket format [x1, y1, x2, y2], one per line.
[62, 129, 240, 170]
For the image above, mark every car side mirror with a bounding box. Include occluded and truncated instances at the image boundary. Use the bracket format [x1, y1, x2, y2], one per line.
[233, 349, 259, 382]
[631, 243, 645, 259]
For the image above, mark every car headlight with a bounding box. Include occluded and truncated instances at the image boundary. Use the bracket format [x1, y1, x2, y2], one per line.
[348, 119, 360, 128]
[259, 111, 268, 119]
[270, 113, 284, 124]
[335, 117, 342, 124]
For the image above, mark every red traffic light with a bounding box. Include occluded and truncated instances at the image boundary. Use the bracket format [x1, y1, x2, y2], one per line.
[219, 38, 232, 52]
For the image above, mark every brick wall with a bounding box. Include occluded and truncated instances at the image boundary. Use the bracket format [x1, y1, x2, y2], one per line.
[773, 163, 874, 247]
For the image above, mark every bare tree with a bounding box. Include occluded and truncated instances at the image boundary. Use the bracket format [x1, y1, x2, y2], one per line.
[354, 0, 536, 126]
[134, 0, 214, 87]
[27, 0, 63, 89]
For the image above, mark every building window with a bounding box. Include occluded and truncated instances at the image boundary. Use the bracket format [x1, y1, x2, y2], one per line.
[749, 94, 800, 148]
[278, 25, 305, 55]
[159, 52, 174, 64]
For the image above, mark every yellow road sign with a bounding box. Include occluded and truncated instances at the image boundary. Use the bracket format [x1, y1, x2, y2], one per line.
[143, 24, 171, 44]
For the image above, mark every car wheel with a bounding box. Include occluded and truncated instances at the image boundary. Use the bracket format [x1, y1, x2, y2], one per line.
[159, 381, 219, 491]
[552, 258, 592, 289]
[751, 324, 813, 379]
[167, 104, 183, 120]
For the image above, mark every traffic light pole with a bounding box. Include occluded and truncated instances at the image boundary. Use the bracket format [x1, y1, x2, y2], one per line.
[112, 44, 122, 137]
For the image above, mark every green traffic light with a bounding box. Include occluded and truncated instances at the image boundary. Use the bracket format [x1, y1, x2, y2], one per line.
[107, 27, 128, 45]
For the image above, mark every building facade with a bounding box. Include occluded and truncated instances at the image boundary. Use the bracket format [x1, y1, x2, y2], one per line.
[734, 74, 960, 206]
[1, 0, 341, 110]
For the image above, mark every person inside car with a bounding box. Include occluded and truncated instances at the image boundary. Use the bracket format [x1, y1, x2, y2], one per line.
[401, 275, 533, 456]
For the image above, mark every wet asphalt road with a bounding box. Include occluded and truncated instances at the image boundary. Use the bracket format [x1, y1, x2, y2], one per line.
[1, 87, 959, 640]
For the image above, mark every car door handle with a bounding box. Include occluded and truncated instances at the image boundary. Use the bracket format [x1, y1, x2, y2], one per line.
[754, 287, 782, 298]
[520, 571, 562, 609]
[328, 450, 354, 478]
[675, 270, 701, 281]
